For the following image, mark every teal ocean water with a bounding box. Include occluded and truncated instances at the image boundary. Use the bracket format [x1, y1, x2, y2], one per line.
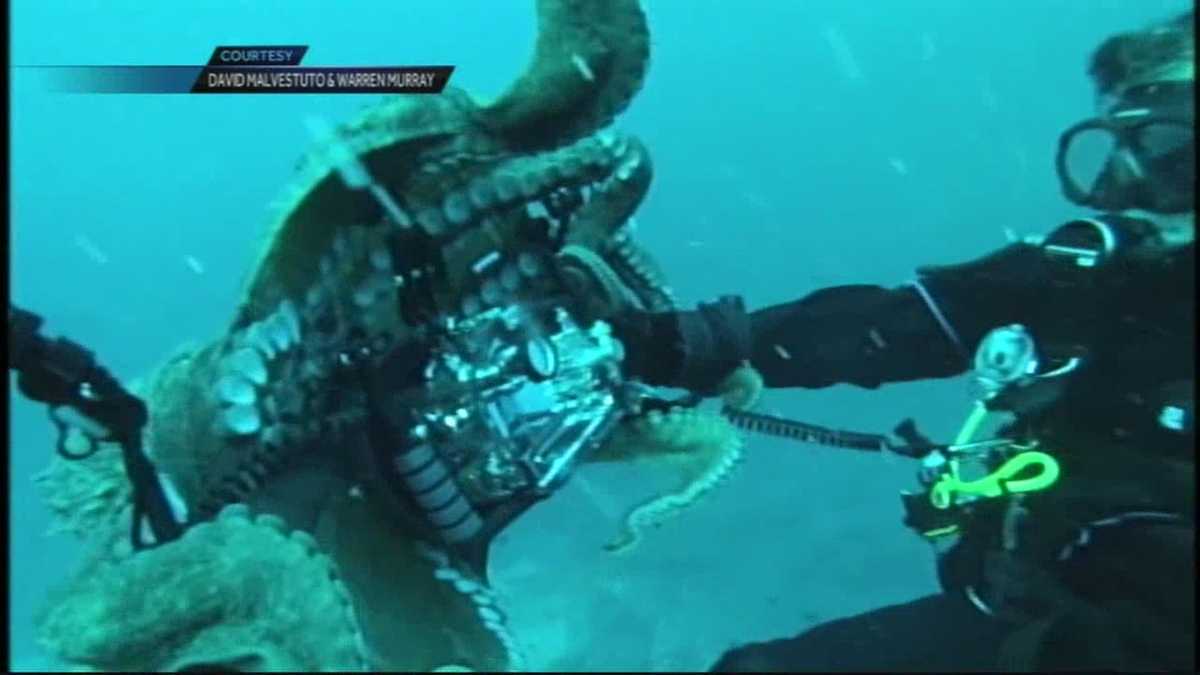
[10, 1, 1185, 669]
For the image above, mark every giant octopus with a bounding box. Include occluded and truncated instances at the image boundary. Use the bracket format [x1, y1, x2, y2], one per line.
[33, 1, 761, 671]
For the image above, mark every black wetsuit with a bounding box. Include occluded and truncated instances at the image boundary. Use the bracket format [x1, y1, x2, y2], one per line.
[616, 215, 1195, 671]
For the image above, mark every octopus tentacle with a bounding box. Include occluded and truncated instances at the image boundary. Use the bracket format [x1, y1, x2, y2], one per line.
[715, 362, 765, 412]
[558, 243, 647, 317]
[36, 504, 369, 672]
[603, 228, 678, 311]
[311, 492, 518, 672]
[416, 543, 527, 672]
[591, 406, 746, 554]
[479, 0, 651, 149]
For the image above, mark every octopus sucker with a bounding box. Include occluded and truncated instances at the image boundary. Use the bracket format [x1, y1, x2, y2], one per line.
[423, 554, 527, 672]
[595, 406, 746, 554]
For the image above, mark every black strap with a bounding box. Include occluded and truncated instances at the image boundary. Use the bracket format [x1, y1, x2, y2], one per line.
[9, 303, 184, 549]
[123, 433, 184, 548]
[721, 405, 893, 453]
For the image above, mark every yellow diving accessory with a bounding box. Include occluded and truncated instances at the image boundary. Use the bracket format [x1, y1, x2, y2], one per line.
[901, 401, 1061, 540]
[929, 447, 1060, 509]
[929, 401, 1061, 509]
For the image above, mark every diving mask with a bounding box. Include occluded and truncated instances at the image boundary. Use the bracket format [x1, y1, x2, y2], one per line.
[1056, 81, 1195, 214]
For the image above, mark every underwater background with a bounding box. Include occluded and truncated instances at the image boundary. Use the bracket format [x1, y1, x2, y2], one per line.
[9, 0, 1187, 670]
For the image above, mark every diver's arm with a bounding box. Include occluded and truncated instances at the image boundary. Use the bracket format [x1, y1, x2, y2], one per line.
[746, 284, 967, 388]
[614, 241, 1066, 391]
[611, 285, 968, 391]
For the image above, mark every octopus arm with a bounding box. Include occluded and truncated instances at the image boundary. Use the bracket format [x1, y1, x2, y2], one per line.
[589, 406, 746, 554]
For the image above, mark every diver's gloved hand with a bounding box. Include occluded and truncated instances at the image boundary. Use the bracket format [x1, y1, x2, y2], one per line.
[611, 295, 752, 394]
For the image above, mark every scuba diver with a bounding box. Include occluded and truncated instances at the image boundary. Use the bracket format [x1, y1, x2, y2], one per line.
[613, 10, 1195, 672]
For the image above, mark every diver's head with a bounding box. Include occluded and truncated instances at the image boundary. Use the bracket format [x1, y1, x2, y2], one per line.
[1057, 10, 1194, 225]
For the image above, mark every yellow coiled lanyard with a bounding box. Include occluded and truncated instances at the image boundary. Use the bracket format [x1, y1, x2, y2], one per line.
[929, 402, 1061, 510]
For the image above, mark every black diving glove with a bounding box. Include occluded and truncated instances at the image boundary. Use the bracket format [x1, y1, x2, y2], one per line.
[611, 295, 753, 394]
